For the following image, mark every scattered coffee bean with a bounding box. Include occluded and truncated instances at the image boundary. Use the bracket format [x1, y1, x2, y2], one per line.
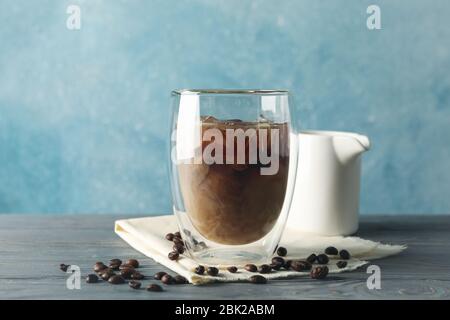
[227, 266, 238, 273]
[325, 246, 338, 255]
[109, 264, 120, 271]
[310, 266, 329, 279]
[97, 266, 111, 274]
[271, 257, 285, 268]
[270, 263, 281, 271]
[168, 251, 179, 261]
[290, 260, 312, 271]
[147, 284, 163, 292]
[109, 258, 122, 264]
[161, 274, 174, 285]
[174, 231, 181, 238]
[283, 260, 292, 270]
[100, 270, 115, 281]
[108, 275, 125, 284]
[339, 249, 351, 260]
[120, 268, 134, 279]
[60, 263, 70, 272]
[316, 254, 329, 264]
[183, 229, 191, 237]
[126, 259, 139, 268]
[128, 280, 141, 289]
[174, 275, 188, 284]
[207, 267, 219, 276]
[306, 253, 317, 264]
[249, 275, 267, 284]
[93, 262, 107, 272]
[195, 265, 205, 275]
[277, 247, 287, 257]
[154, 271, 167, 280]
[197, 242, 207, 249]
[244, 264, 258, 272]
[173, 237, 184, 246]
[109, 259, 122, 270]
[86, 274, 98, 283]
[119, 264, 135, 271]
[336, 261, 348, 269]
[98, 267, 113, 274]
[258, 264, 271, 274]
[131, 272, 145, 280]
[173, 243, 185, 254]
[165, 233, 175, 241]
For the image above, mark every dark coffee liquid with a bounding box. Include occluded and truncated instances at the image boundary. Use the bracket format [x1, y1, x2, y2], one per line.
[178, 117, 289, 245]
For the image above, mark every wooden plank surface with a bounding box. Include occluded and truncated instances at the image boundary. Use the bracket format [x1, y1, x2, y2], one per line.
[0, 214, 449, 300]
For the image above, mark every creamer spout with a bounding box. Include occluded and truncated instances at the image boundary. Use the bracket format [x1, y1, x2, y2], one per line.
[332, 132, 370, 163]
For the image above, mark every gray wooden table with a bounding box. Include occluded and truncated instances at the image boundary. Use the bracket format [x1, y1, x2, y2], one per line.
[0, 214, 449, 300]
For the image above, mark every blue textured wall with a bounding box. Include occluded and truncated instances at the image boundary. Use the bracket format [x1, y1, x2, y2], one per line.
[0, 0, 449, 214]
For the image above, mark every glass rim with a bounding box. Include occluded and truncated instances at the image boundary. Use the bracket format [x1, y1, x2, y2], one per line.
[172, 89, 289, 96]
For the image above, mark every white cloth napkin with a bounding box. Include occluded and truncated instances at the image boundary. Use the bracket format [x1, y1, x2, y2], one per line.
[115, 215, 406, 285]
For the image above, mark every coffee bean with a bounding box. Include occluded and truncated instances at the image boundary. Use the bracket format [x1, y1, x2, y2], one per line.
[60, 264, 70, 272]
[270, 263, 281, 271]
[271, 257, 285, 268]
[249, 275, 267, 284]
[174, 231, 181, 238]
[339, 249, 351, 260]
[283, 260, 292, 270]
[147, 284, 163, 292]
[129, 280, 141, 289]
[161, 274, 174, 285]
[195, 265, 205, 275]
[316, 254, 329, 264]
[244, 264, 257, 272]
[174, 275, 188, 284]
[109, 259, 122, 270]
[165, 233, 175, 241]
[197, 242, 207, 249]
[258, 264, 271, 274]
[131, 272, 145, 280]
[325, 246, 338, 255]
[110, 258, 122, 264]
[126, 259, 139, 268]
[119, 264, 135, 271]
[173, 243, 185, 254]
[168, 251, 179, 261]
[108, 275, 125, 284]
[310, 266, 329, 279]
[207, 267, 219, 276]
[109, 264, 120, 271]
[109, 259, 122, 267]
[336, 261, 348, 269]
[98, 267, 113, 275]
[173, 238, 184, 246]
[306, 254, 317, 264]
[97, 267, 112, 274]
[290, 260, 312, 271]
[120, 268, 134, 279]
[227, 266, 238, 273]
[183, 229, 191, 237]
[86, 274, 98, 283]
[277, 247, 287, 257]
[100, 270, 115, 281]
[93, 262, 107, 272]
[154, 271, 167, 280]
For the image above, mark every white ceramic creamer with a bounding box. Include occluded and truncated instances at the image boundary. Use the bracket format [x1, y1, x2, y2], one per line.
[288, 131, 371, 236]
